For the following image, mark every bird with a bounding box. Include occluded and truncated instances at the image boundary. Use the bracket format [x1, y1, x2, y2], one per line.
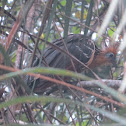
[29, 34, 118, 94]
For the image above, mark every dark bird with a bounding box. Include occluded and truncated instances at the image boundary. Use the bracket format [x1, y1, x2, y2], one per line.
[29, 34, 118, 94]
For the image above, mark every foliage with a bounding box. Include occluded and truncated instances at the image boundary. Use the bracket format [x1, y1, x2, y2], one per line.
[0, 0, 126, 125]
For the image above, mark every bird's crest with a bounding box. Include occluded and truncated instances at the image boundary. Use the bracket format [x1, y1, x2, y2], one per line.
[102, 42, 119, 55]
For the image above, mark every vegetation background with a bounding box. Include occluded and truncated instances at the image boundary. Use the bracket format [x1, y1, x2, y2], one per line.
[0, 0, 126, 125]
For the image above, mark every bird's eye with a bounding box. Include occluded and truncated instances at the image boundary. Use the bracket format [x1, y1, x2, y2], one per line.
[105, 52, 114, 59]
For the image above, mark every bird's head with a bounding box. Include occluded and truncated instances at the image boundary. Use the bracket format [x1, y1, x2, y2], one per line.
[89, 43, 119, 68]
[102, 46, 117, 66]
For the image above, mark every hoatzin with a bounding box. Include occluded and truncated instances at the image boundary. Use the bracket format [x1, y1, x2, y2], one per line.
[29, 34, 118, 94]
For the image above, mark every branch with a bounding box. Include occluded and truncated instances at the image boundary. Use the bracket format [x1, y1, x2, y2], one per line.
[78, 80, 122, 90]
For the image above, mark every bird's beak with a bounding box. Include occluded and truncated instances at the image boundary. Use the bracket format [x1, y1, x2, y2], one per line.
[111, 58, 117, 67]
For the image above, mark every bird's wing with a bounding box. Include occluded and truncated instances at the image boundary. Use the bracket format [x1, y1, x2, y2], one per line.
[42, 34, 95, 71]
[30, 34, 97, 94]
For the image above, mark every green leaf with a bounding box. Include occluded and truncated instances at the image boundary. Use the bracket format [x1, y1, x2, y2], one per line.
[72, 27, 80, 34]
[61, 0, 66, 6]
[0, 67, 126, 105]
[86, 0, 91, 3]
[1, 96, 126, 125]
[108, 28, 115, 37]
